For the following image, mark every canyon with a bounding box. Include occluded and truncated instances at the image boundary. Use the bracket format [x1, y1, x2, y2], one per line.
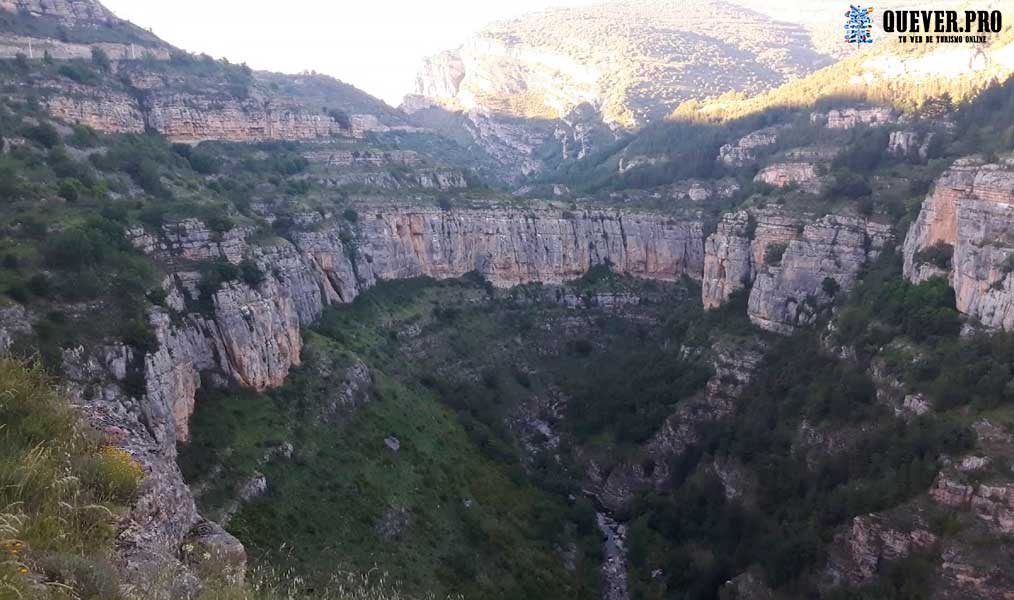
[54, 195, 904, 592]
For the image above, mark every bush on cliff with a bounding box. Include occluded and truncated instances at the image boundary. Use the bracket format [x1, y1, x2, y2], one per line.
[0, 357, 143, 599]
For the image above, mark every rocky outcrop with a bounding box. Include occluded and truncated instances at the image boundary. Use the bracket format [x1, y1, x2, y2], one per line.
[316, 168, 468, 191]
[822, 107, 896, 129]
[754, 162, 822, 193]
[888, 130, 933, 160]
[0, 0, 116, 24]
[824, 512, 937, 586]
[669, 177, 741, 203]
[0, 303, 31, 351]
[932, 474, 1014, 535]
[355, 206, 705, 287]
[702, 210, 891, 334]
[143, 93, 352, 143]
[748, 215, 891, 334]
[59, 342, 242, 599]
[702, 210, 804, 309]
[718, 126, 781, 166]
[42, 85, 147, 134]
[903, 157, 1014, 330]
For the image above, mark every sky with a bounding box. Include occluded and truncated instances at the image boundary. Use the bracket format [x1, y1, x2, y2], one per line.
[100, 0, 596, 107]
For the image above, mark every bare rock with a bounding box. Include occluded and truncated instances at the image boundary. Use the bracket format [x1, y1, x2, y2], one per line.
[753, 162, 822, 193]
[903, 157, 1014, 330]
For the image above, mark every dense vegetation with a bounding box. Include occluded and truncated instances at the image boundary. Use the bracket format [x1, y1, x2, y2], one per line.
[0, 358, 142, 600]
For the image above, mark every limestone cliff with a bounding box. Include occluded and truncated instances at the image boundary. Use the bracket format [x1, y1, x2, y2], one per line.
[903, 157, 1014, 329]
[748, 215, 892, 334]
[703, 210, 892, 334]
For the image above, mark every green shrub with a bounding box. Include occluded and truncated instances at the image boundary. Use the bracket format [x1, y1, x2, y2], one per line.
[78, 446, 144, 503]
[914, 241, 954, 270]
[58, 178, 82, 202]
[0, 358, 142, 597]
[119, 318, 158, 354]
[90, 46, 111, 72]
[764, 242, 788, 266]
[26, 273, 51, 297]
[44, 219, 126, 271]
[70, 124, 99, 148]
[57, 61, 98, 84]
[239, 259, 265, 288]
[22, 122, 61, 148]
[190, 151, 221, 175]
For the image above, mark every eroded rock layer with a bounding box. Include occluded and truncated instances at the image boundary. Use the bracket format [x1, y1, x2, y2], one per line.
[904, 157, 1014, 329]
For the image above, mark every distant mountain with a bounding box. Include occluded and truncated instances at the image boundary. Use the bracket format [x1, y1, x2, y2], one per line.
[401, 0, 836, 183]
[408, 0, 832, 127]
[546, 19, 1014, 192]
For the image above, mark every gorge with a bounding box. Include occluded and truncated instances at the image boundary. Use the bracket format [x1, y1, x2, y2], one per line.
[4, 1, 1014, 599]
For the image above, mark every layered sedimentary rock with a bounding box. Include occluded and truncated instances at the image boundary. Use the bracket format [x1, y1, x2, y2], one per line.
[143, 93, 351, 143]
[748, 215, 892, 334]
[316, 169, 468, 191]
[718, 126, 781, 166]
[824, 512, 937, 586]
[356, 206, 705, 286]
[702, 210, 891, 334]
[754, 162, 822, 192]
[904, 157, 1014, 329]
[130, 204, 707, 456]
[42, 85, 147, 133]
[888, 130, 933, 160]
[822, 107, 896, 129]
[702, 210, 803, 309]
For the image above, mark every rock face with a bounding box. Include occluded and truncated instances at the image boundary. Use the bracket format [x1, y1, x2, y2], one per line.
[718, 126, 781, 166]
[903, 157, 1014, 329]
[824, 513, 937, 586]
[355, 206, 705, 287]
[932, 474, 1014, 535]
[144, 94, 349, 143]
[823, 107, 896, 129]
[702, 210, 803, 309]
[42, 85, 147, 134]
[702, 210, 892, 334]
[753, 162, 822, 193]
[888, 130, 933, 160]
[748, 215, 892, 334]
[0, 0, 115, 24]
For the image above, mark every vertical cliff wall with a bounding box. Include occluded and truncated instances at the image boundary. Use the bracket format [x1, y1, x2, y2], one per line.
[903, 157, 1014, 330]
[702, 209, 893, 334]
